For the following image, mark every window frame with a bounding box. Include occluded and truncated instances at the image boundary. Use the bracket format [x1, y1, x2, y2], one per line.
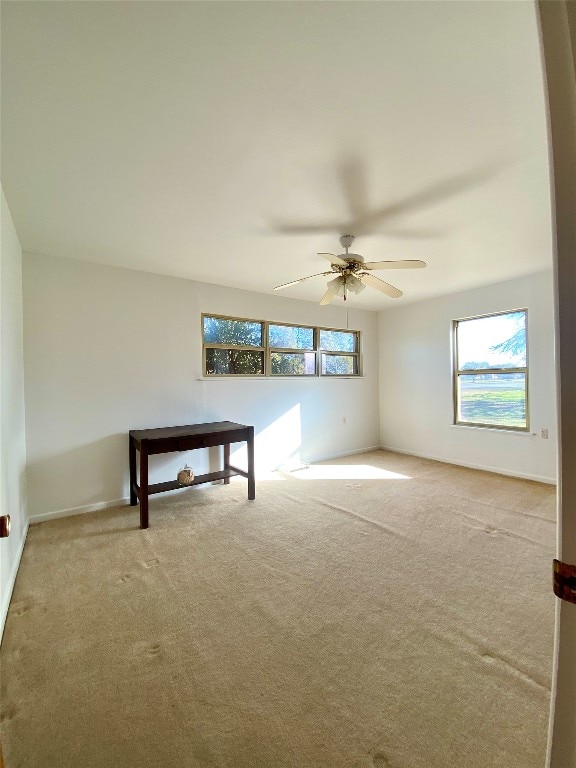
[268, 321, 318, 377]
[202, 315, 266, 376]
[318, 326, 361, 377]
[452, 308, 529, 432]
[202, 314, 362, 378]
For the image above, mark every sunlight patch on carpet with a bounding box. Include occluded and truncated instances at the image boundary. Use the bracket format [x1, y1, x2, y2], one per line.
[289, 464, 411, 480]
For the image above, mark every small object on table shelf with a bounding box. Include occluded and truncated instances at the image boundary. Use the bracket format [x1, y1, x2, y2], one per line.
[177, 465, 195, 486]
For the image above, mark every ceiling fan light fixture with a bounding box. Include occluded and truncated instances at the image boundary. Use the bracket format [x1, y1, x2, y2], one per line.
[346, 274, 366, 295]
[325, 273, 366, 301]
[327, 275, 345, 297]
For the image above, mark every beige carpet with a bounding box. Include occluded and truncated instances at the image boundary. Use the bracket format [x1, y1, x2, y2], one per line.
[1, 450, 556, 768]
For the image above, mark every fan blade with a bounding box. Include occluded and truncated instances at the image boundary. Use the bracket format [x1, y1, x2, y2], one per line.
[269, 160, 504, 237]
[337, 153, 369, 221]
[380, 229, 441, 240]
[319, 285, 338, 305]
[270, 221, 343, 235]
[318, 252, 347, 266]
[363, 259, 426, 270]
[351, 164, 502, 234]
[360, 272, 403, 298]
[274, 271, 333, 291]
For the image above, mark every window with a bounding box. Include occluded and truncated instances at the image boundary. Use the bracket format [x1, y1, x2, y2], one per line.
[319, 329, 359, 375]
[453, 310, 528, 430]
[202, 315, 361, 377]
[203, 316, 265, 375]
[269, 323, 316, 376]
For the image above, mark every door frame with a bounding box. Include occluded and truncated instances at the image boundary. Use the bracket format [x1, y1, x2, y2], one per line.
[538, 3, 576, 766]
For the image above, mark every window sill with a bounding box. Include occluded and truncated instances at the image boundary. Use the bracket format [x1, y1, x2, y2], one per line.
[195, 376, 366, 381]
[451, 424, 536, 436]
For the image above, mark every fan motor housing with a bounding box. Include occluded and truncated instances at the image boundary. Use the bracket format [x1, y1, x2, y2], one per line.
[339, 234, 355, 249]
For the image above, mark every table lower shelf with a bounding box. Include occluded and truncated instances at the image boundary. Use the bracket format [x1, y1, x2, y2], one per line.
[133, 467, 248, 498]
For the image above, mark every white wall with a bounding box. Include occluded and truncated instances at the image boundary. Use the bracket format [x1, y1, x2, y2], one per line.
[379, 270, 556, 483]
[21, 251, 557, 527]
[0, 188, 28, 639]
[22, 253, 380, 521]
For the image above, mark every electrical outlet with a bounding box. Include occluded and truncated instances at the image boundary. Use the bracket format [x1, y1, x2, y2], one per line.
[540, 428, 549, 439]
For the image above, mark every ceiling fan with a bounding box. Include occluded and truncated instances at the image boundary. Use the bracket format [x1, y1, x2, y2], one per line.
[274, 235, 426, 305]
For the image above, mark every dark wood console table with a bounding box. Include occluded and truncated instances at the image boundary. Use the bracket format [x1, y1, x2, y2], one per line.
[129, 421, 255, 529]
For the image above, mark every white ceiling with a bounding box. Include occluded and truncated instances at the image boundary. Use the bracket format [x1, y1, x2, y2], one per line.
[1, 1, 552, 310]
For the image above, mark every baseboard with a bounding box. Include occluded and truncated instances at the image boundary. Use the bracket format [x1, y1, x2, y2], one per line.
[0, 521, 29, 644]
[379, 444, 557, 485]
[29, 443, 553, 525]
[29, 483, 205, 524]
[302, 445, 383, 466]
[30, 497, 129, 524]
[30, 447, 385, 522]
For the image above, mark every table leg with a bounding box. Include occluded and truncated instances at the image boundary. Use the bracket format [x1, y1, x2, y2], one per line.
[223, 442, 230, 484]
[247, 427, 255, 500]
[139, 443, 149, 529]
[129, 436, 137, 506]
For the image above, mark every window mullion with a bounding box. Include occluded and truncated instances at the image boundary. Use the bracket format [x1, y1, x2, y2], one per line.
[264, 321, 270, 377]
